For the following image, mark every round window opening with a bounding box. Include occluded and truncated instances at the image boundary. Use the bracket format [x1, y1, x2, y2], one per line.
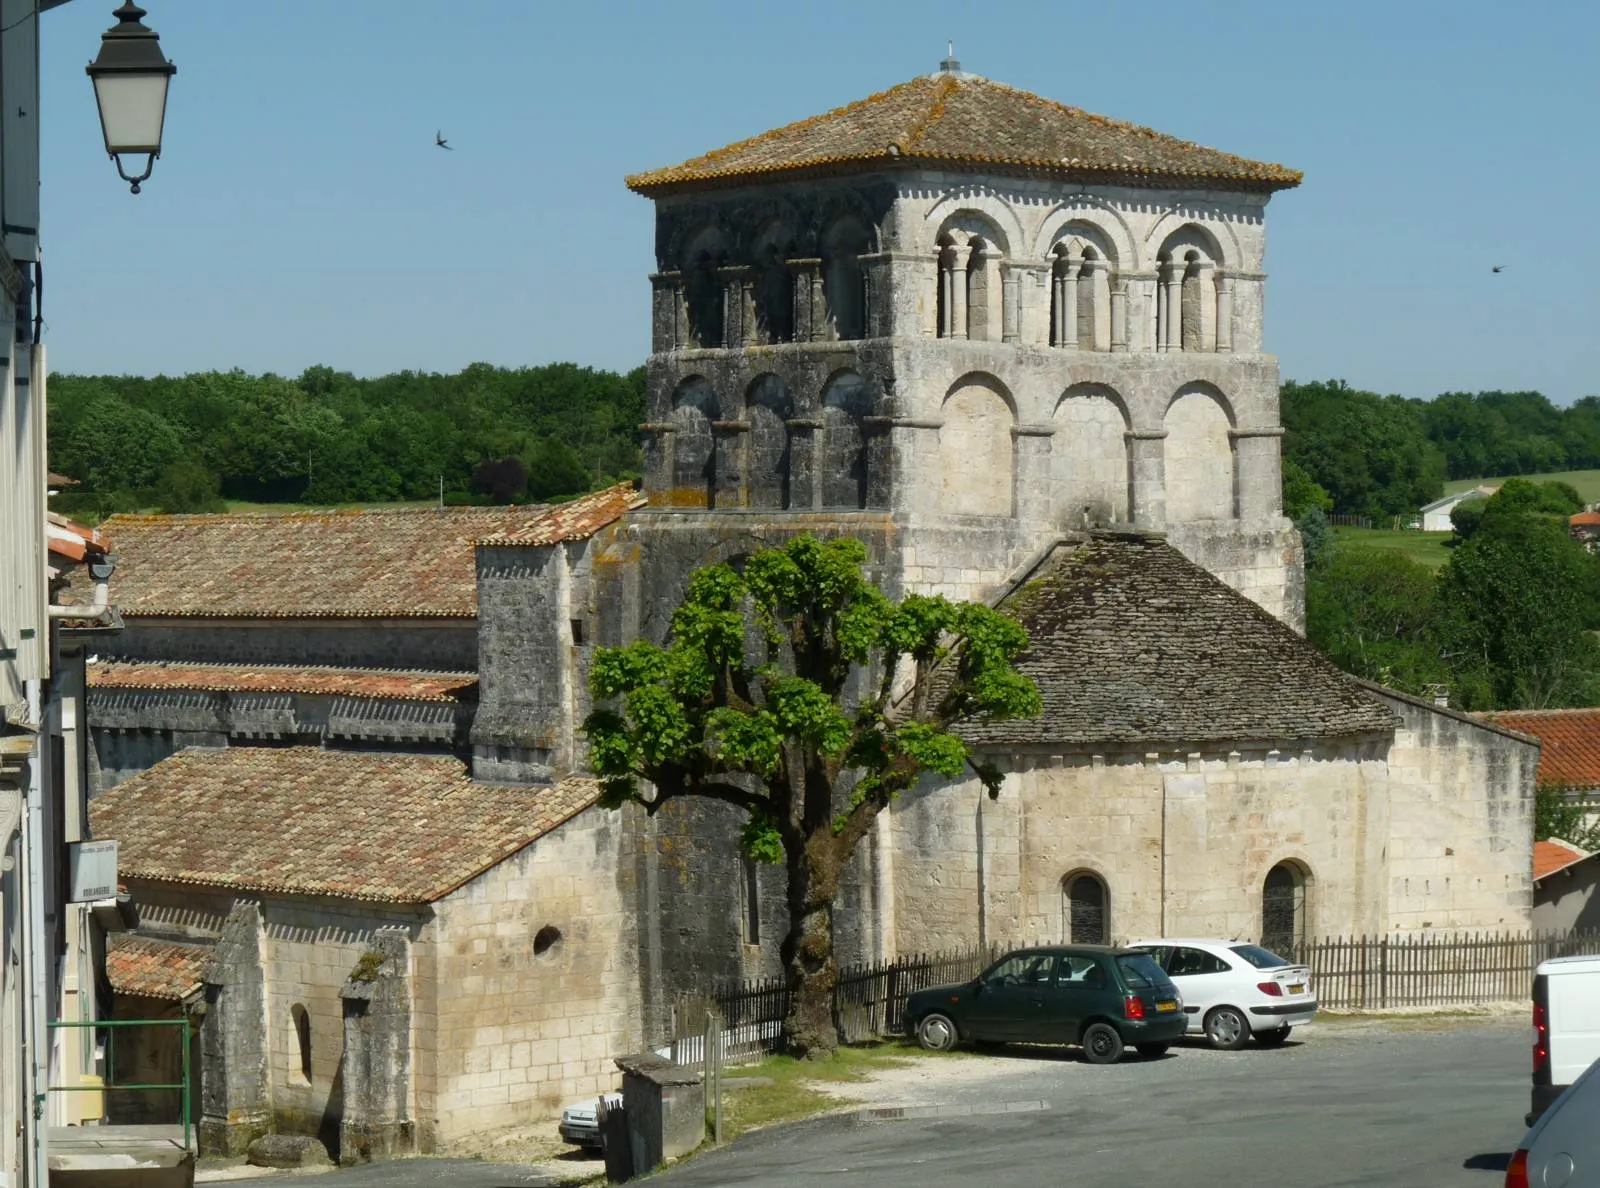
[533, 925, 563, 957]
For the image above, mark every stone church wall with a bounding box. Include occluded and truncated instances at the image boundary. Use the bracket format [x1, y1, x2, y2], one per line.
[1371, 688, 1538, 932]
[129, 886, 428, 1158]
[891, 742, 1399, 953]
[101, 618, 478, 671]
[425, 805, 640, 1147]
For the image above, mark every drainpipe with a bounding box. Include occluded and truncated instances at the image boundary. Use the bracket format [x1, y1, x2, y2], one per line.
[47, 556, 115, 622]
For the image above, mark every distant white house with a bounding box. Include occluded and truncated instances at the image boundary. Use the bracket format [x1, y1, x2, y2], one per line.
[1419, 484, 1498, 531]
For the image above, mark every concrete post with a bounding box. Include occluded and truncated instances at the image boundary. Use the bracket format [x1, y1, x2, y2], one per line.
[1110, 276, 1129, 353]
[1215, 275, 1234, 353]
[949, 245, 970, 341]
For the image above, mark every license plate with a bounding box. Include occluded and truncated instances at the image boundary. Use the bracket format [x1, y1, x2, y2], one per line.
[1288, 984, 1305, 995]
[1156, 1001, 1178, 1013]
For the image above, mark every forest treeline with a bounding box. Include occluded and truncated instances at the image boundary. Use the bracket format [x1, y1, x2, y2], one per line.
[1283, 380, 1600, 521]
[47, 363, 645, 517]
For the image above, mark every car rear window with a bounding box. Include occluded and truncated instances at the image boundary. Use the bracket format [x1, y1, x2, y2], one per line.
[1230, 944, 1292, 969]
[1116, 953, 1169, 989]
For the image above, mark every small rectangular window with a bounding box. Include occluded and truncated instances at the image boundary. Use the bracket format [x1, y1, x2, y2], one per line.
[570, 619, 585, 645]
[742, 856, 760, 945]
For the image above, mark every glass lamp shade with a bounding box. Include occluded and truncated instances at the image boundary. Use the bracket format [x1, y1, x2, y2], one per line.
[91, 69, 171, 155]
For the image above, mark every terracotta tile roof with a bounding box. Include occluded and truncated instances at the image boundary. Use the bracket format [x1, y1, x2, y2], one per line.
[1482, 709, 1600, 789]
[627, 72, 1301, 196]
[1535, 838, 1591, 881]
[1570, 511, 1600, 527]
[90, 747, 600, 904]
[47, 511, 110, 563]
[106, 934, 211, 1002]
[955, 535, 1397, 750]
[59, 504, 556, 619]
[477, 482, 645, 546]
[87, 661, 477, 704]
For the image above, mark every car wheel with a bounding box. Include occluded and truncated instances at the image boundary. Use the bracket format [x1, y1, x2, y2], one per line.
[1135, 1042, 1170, 1059]
[916, 1012, 960, 1052]
[1081, 1021, 1124, 1065]
[1203, 1006, 1250, 1051]
[1253, 1027, 1291, 1047]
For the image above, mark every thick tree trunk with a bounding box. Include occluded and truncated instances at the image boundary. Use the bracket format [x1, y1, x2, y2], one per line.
[781, 831, 842, 1058]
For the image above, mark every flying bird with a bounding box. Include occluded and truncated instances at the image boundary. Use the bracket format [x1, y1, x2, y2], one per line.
[435, 130, 452, 150]
[1492, 265, 1505, 273]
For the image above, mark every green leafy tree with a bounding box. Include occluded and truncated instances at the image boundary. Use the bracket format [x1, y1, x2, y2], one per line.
[1282, 459, 1333, 521]
[1281, 379, 1446, 520]
[1535, 782, 1600, 852]
[1306, 547, 1454, 695]
[1295, 508, 1335, 572]
[153, 463, 225, 514]
[1436, 517, 1600, 708]
[582, 536, 1040, 1056]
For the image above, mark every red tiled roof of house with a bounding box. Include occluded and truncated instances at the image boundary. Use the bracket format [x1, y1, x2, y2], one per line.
[90, 747, 601, 904]
[1570, 511, 1600, 527]
[1535, 838, 1590, 882]
[105, 934, 211, 1002]
[477, 482, 645, 546]
[47, 511, 109, 563]
[1483, 709, 1600, 789]
[57, 487, 638, 619]
[626, 72, 1302, 196]
[87, 661, 477, 703]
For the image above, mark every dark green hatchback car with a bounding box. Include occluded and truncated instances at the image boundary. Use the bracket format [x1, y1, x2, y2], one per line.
[904, 946, 1186, 1063]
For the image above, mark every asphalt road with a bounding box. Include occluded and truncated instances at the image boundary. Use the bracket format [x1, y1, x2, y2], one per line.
[649, 1019, 1531, 1188]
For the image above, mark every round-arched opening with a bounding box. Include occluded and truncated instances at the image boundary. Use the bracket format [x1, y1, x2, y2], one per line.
[1061, 871, 1109, 945]
[1261, 861, 1309, 956]
[290, 1003, 311, 1084]
[533, 925, 563, 957]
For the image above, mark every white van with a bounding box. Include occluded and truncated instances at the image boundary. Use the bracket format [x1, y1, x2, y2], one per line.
[1529, 954, 1600, 1124]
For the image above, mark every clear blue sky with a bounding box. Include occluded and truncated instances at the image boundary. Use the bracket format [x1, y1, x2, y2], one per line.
[36, 0, 1600, 403]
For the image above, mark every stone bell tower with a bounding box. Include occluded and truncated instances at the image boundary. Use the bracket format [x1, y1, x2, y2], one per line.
[624, 55, 1305, 626]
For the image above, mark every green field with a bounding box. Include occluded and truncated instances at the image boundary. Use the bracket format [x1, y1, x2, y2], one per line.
[1443, 469, 1600, 502]
[1333, 526, 1454, 570]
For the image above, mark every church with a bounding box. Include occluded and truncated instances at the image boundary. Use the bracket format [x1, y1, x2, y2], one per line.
[78, 59, 1536, 1159]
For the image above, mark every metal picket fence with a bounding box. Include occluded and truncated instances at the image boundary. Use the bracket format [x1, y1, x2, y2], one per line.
[664, 930, 1600, 1063]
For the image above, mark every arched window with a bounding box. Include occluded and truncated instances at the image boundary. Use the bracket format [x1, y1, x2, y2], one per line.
[1163, 388, 1236, 523]
[1062, 872, 1109, 944]
[939, 377, 1015, 517]
[671, 378, 718, 508]
[290, 1004, 311, 1084]
[1262, 862, 1308, 955]
[821, 372, 871, 509]
[752, 226, 795, 345]
[1052, 387, 1130, 527]
[684, 251, 725, 350]
[1155, 227, 1222, 353]
[745, 374, 792, 510]
[822, 219, 869, 341]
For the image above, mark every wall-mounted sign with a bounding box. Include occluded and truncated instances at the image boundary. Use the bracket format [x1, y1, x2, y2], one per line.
[69, 840, 118, 903]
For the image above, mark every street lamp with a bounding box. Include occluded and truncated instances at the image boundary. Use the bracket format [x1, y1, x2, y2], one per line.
[85, 2, 175, 195]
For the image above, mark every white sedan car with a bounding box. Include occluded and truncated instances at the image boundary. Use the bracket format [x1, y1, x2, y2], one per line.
[1125, 938, 1316, 1049]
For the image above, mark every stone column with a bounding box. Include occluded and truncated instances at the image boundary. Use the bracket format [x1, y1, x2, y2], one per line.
[711, 420, 748, 506]
[1001, 264, 1021, 344]
[949, 245, 970, 340]
[787, 258, 822, 343]
[786, 418, 822, 510]
[199, 902, 271, 1157]
[1191, 259, 1216, 352]
[1160, 263, 1182, 353]
[1081, 258, 1107, 351]
[1127, 430, 1168, 530]
[639, 423, 675, 496]
[339, 930, 415, 1165]
[717, 266, 754, 347]
[1060, 261, 1080, 348]
[1215, 274, 1234, 353]
[648, 273, 683, 353]
[1110, 276, 1129, 352]
[1013, 424, 1055, 523]
[1231, 427, 1286, 521]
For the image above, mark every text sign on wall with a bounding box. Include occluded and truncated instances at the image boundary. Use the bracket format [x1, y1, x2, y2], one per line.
[69, 840, 118, 903]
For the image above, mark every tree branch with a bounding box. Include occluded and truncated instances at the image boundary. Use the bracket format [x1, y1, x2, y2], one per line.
[645, 769, 773, 818]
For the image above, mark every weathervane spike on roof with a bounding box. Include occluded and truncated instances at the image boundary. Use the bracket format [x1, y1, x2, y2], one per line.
[940, 40, 962, 76]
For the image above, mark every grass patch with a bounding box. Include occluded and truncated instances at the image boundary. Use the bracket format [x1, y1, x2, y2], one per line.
[710, 1042, 964, 1141]
[1333, 526, 1455, 570]
[1444, 469, 1600, 502]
